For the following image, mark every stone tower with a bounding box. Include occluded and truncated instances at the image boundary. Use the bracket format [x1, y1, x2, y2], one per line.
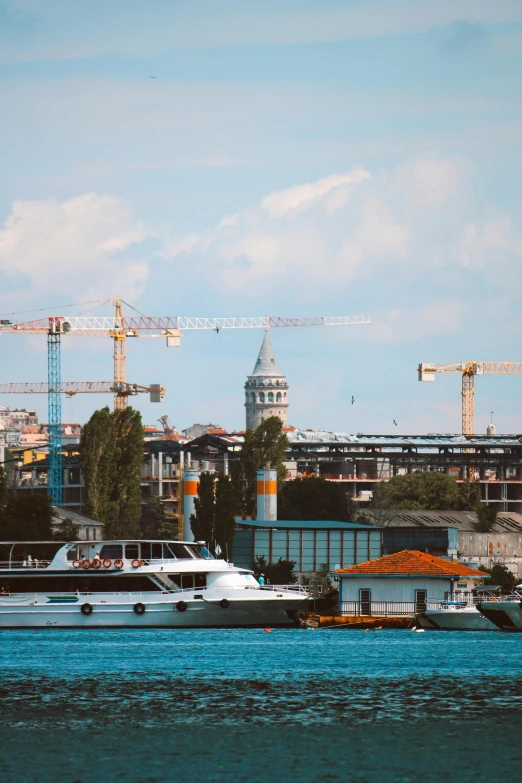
[245, 330, 289, 430]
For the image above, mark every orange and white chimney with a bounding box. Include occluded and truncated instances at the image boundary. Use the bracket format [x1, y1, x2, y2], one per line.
[257, 468, 277, 521]
[183, 469, 200, 541]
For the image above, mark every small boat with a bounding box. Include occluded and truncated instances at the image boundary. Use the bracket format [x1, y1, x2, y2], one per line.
[0, 539, 310, 629]
[476, 584, 522, 631]
[415, 587, 502, 631]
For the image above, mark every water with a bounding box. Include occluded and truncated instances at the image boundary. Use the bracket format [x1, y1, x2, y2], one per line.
[1, 628, 521, 782]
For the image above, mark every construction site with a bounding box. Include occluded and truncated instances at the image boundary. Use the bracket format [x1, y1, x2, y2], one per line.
[2, 297, 522, 577]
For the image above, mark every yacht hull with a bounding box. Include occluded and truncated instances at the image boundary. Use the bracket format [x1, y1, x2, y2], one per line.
[476, 601, 522, 631]
[0, 594, 309, 629]
[415, 608, 497, 631]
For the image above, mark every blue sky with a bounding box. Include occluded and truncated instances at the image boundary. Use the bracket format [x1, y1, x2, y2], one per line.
[1, 0, 522, 435]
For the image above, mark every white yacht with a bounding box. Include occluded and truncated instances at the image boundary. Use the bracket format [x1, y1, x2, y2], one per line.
[0, 540, 310, 628]
[415, 588, 502, 631]
[476, 586, 522, 631]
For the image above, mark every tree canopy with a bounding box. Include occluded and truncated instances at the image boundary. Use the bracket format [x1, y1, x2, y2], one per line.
[140, 497, 178, 540]
[371, 472, 481, 512]
[252, 554, 296, 584]
[0, 493, 53, 541]
[278, 476, 356, 521]
[190, 471, 236, 558]
[80, 406, 144, 538]
[237, 416, 289, 514]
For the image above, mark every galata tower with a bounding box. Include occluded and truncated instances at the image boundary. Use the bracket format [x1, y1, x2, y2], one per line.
[244, 330, 289, 430]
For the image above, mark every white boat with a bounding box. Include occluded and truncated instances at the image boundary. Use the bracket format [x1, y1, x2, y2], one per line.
[415, 602, 497, 631]
[0, 539, 310, 629]
[476, 586, 522, 631]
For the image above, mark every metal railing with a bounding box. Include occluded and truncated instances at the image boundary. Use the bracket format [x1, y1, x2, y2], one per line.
[340, 597, 520, 616]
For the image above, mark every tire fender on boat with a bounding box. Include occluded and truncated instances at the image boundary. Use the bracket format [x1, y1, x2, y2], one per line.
[92, 558, 102, 570]
[81, 603, 93, 616]
[81, 559, 91, 570]
[133, 602, 146, 615]
[131, 559, 141, 569]
[102, 558, 112, 569]
[114, 559, 124, 570]
[72, 559, 81, 569]
[220, 598, 230, 609]
[176, 601, 187, 612]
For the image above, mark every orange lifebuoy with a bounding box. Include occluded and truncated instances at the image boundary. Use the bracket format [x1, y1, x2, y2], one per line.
[82, 559, 91, 570]
[114, 558, 124, 570]
[102, 558, 112, 569]
[92, 558, 102, 570]
[72, 559, 81, 569]
[131, 559, 141, 569]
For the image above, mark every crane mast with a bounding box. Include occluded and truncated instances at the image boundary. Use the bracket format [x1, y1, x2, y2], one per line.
[1, 302, 370, 504]
[418, 361, 522, 436]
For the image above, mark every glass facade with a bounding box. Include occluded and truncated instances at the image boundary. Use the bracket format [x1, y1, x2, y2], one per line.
[233, 526, 382, 572]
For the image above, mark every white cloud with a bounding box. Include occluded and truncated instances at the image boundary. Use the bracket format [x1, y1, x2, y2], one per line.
[166, 157, 468, 295]
[261, 169, 371, 218]
[0, 193, 153, 300]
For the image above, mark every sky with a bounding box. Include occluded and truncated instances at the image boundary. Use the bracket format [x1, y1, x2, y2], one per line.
[1, 0, 522, 435]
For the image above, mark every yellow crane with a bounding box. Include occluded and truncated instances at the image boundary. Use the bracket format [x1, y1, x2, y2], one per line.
[418, 362, 522, 436]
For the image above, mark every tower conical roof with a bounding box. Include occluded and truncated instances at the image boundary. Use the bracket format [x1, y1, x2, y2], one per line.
[250, 330, 282, 377]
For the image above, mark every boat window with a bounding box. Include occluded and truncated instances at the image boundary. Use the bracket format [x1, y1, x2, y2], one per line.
[141, 543, 151, 560]
[168, 574, 181, 588]
[181, 574, 194, 589]
[125, 544, 139, 559]
[150, 543, 162, 559]
[164, 544, 178, 558]
[195, 573, 206, 589]
[1, 574, 162, 592]
[66, 547, 79, 561]
[100, 545, 123, 559]
[184, 545, 204, 559]
[197, 545, 214, 560]
[170, 543, 195, 559]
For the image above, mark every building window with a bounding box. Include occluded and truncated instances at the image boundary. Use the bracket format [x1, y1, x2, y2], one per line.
[268, 392, 274, 403]
[276, 393, 282, 403]
[259, 392, 265, 403]
[251, 393, 256, 402]
[85, 528, 90, 541]
[92, 528, 97, 541]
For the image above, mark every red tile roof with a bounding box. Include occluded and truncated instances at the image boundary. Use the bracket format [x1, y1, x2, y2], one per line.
[333, 550, 488, 579]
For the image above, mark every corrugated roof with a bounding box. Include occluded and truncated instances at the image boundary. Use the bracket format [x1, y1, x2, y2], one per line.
[333, 550, 489, 578]
[235, 518, 375, 530]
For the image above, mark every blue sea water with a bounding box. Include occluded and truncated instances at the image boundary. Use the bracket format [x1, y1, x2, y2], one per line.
[0, 628, 521, 782]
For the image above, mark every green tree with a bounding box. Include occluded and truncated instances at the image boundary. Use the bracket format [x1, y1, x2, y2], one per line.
[0, 464, 8, 513]
[239, 417, 289, 513]
[140, 496, 178, 539]
[252, 554, 296, 584]
[372, 472, 480, 512]
[214, 474, 236, 560]
[278, 476, 356, 521]
[0, 494, 53, 540]
[190, 471, 216, 546]
[104, 407, 144, 539]
[53, 516, 80, 541]
[475, 506, 497, 533]
[80, 406, 144, 538]
[80, 407, 114, 520]
[481, 563, 516, 591]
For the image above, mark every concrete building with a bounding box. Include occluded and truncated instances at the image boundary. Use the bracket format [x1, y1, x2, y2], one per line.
[244, 331, 288, 429]
[333, 550, 489, 616]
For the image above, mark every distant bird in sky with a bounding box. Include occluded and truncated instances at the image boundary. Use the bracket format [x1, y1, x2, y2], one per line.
[150, 76, 156, 79]
[393, 419, 398, 427]
[351, 396, 355, 405]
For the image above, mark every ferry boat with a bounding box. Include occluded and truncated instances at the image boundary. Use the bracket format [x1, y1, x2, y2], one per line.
[0, 540, 310, 628]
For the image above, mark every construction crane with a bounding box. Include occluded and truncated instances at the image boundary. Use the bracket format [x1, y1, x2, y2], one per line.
[1, 303, 370, 503]
[0, 381, 165, 397]
[418, 362, 522, 436]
